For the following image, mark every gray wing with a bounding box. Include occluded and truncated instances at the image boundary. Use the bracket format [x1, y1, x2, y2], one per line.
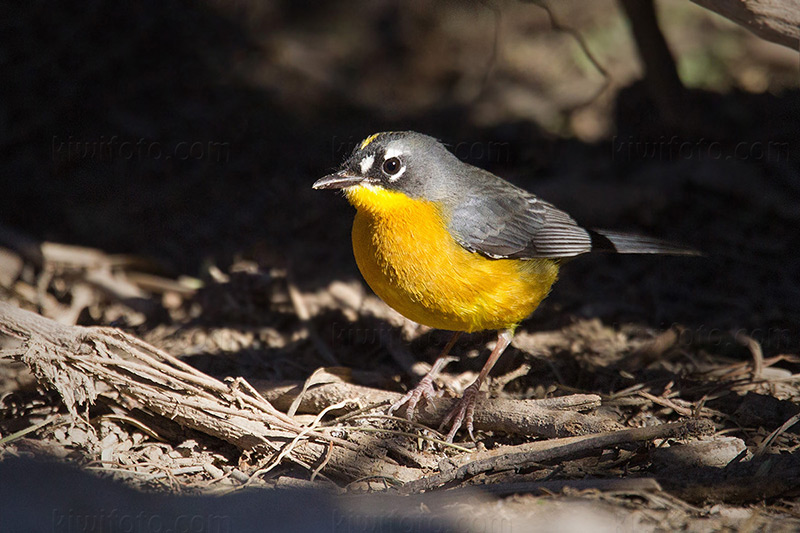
[447, 180, 592, 260]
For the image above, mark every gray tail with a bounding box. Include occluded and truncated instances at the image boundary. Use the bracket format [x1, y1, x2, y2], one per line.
[589, 229, 700, 256]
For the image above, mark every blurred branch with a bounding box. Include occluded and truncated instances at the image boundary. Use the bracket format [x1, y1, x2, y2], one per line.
[529, 1, 612, 109]
[482, 2, 501, 98]
[691, 0, 800, 50]
[619, 0, 686, 124]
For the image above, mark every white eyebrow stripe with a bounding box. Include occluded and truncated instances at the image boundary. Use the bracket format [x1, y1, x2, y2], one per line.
[383, 148, 403, 160]
[359, 154, 375, 174]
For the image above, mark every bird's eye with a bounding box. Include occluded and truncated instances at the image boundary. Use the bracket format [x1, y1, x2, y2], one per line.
[382, 157, 402, 176]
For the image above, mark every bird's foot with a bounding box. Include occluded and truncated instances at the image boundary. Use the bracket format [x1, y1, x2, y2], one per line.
[388, 374, 441, 421]
[439, 381, 483, 443]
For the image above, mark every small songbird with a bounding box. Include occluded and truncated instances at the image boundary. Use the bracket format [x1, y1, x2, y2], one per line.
[314, 131, 696, 442]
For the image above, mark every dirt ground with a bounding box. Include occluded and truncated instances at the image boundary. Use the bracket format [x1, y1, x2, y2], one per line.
[2, 1, 800, 531]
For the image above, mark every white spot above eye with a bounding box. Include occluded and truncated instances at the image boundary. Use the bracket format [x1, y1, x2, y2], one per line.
[360, 154, 375, 174]
[383, 148, 403, 160]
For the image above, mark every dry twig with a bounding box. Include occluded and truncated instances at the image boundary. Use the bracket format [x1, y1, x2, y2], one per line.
[399, 419, 714, 494]
[254, 379, 618, 439]
[0, 302, 421, 483]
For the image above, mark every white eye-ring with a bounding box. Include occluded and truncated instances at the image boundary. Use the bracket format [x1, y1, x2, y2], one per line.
[382, 156, 402, 176]
[382, 149, 406, 181]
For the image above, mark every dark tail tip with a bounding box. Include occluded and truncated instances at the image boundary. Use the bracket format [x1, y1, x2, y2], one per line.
[590, 229, 701, 256]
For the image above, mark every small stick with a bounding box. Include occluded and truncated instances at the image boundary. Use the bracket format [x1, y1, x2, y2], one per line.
[754, 412, 800, 457]
[255, 379, 614, 439]
[399, 419, 714, 494]
[734, 331, 764, 381]
[637, 390, 695, 417]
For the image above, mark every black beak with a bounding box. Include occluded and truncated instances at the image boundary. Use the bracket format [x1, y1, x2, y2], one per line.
[312, 171, 365, 190]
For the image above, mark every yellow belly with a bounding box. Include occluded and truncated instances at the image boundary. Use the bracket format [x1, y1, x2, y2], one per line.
[346, 185, 560, 332]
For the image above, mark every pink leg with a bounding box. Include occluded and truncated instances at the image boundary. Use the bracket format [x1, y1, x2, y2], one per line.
[388, 332, 462, 420]
[440, 329, 513, 443]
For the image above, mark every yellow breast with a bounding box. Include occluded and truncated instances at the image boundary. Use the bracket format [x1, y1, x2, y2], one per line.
[345, 185, 560, 332]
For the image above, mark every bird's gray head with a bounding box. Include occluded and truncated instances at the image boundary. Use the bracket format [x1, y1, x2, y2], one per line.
[313, 131, 466, 202]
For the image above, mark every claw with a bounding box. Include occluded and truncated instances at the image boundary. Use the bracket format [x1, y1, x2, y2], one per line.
[388, 374, 440, 420]
[438, 329, 514, 443]
[388, 335, 461, 421]
[439, 382, 482, 443]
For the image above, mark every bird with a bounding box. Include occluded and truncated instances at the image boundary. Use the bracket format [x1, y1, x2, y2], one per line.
[313, 131, 696, 442]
